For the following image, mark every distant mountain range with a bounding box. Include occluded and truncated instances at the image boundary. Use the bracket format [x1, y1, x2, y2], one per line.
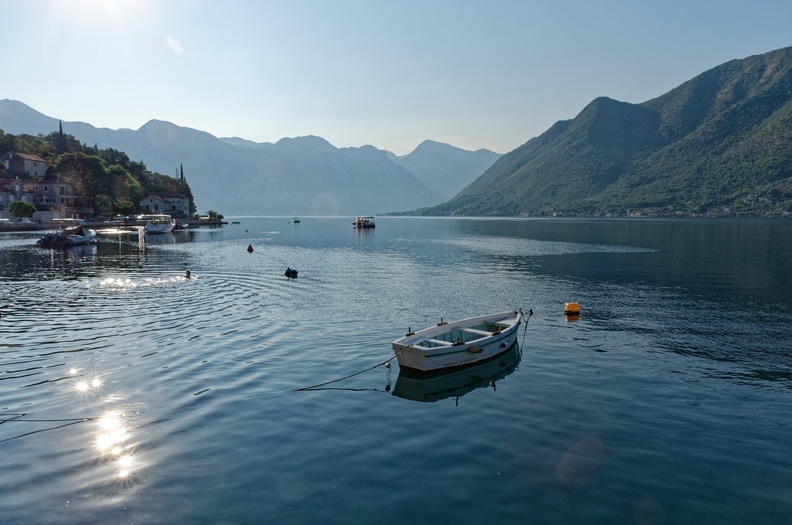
[4, 45, 792, 218]
[0, 100, 501, 215]
[419, 45, 792, 217]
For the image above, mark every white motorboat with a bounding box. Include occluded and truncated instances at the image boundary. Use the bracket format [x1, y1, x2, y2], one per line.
[37, 224, 97, 247]
[352, 216, 375, 228]
[391, 310, 526, 373]
[143, 214, 175, 234]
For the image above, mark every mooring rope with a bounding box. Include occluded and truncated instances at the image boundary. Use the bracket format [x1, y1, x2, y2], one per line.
[293, 347, 407, 391]
[0, 415, 98, 444]
[521, 307, 533, 348]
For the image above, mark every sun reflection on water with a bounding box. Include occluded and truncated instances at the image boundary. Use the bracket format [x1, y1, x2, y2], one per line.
[95, 411, 137, 480]
[74, 375, 103, 394]
[68, 370, 141, 481]
[99, 276, 191, 290]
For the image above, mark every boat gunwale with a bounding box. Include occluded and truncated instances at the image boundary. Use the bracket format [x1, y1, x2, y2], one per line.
[392, 310, 520, 348]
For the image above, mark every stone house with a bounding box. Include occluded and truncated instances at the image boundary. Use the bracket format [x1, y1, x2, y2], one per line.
[0, 177, 34, 218]
[1, 150, 90, 221]
[2, 151, 47, 179]
[140, 193, 190, 218]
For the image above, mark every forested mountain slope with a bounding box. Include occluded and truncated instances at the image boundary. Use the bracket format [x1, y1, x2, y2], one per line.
[421, 46, 792, 217]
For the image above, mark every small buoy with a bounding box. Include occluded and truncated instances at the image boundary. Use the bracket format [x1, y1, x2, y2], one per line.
[564, 302, 581, 316]
[247, 244, 253, 253]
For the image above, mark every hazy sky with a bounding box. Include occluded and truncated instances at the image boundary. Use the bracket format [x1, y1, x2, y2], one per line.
[5, 1, 791, 155]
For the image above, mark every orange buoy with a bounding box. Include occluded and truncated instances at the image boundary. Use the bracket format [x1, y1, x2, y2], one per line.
[564, 302, 581, 316]
[247, 244, 253, 253]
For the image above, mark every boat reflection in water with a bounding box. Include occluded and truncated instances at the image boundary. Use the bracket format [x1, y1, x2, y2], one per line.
[392, 342, 521, 404]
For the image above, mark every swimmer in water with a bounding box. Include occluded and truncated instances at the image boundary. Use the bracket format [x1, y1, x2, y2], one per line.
[185, 269, 191, 279]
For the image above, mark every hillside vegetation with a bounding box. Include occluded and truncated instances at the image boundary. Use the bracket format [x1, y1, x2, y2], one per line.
[0, 128, 194, 217]
[420, 46, 792, 217]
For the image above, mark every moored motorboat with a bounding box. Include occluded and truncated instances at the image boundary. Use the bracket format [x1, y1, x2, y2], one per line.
[37, 224, 97, 247]
[352, 216, 375, 228]
[391, 309, 526, 373]
[143, 214, 175, 234]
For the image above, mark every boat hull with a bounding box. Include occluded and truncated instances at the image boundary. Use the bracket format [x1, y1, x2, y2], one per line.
[63, 232, 96, 245]
[391, 310, 522, 373]
[145, 223, 174, 234]
[393, 341, 521, 401]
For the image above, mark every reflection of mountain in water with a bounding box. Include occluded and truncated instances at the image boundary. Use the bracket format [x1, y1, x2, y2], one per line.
[392, 342, 521, 403]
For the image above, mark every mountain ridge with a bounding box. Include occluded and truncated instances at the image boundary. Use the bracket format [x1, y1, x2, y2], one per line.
[0, 100, 500, 215]
[418, 46, 792, 217]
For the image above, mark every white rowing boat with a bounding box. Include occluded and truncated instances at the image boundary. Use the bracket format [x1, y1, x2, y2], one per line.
[391, 309, 525, 373]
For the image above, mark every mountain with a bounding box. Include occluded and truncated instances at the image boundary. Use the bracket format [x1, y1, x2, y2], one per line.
[388, 140, 502, 200]
[421, 46, 792, 217]
[0, 102, 499, 216]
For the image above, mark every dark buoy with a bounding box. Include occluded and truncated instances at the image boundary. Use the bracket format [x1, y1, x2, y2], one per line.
[247, 244, 253, 253]
[285, 267, 298, 278]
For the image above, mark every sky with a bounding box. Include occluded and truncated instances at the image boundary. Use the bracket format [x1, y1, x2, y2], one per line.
[4, 0, 792, 155]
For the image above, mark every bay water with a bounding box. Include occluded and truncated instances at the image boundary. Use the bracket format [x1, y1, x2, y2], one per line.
[1, 217, 790, 524]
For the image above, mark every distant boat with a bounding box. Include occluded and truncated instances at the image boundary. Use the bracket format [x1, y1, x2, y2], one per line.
[352, 216, 375, 228]
[391, 310, 524, 373]
[37, 224, 97, 247]
[142, 214, 175, 234]
[292, 217, 301, 223]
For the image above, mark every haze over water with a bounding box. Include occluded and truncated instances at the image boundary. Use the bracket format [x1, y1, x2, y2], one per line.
[1, 217, 790, 524]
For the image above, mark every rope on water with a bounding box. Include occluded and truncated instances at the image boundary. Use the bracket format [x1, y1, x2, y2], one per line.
[0, 417, 97, 444]
[293, 347, 407, 392]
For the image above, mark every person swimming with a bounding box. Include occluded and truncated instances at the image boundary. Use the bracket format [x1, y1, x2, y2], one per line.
[185, 269, 191, 279]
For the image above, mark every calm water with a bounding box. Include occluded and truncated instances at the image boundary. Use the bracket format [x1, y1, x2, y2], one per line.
[1, 217, 791, 525]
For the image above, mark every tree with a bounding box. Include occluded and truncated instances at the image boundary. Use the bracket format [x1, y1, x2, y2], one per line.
[93, 194, 112, 215]
[115, 199, 135, 216]
[9, 201, 37, 218]
[0, 129, 16, 157]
